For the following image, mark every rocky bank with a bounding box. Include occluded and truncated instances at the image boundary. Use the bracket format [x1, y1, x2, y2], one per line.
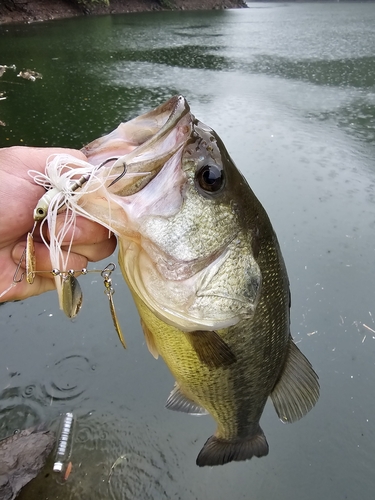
[0, 0, 247, 25]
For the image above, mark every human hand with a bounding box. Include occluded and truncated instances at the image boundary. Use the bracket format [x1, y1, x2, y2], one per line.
[0, 146, 117, 302]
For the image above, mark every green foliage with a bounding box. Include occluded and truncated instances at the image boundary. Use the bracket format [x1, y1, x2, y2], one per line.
[158, 0, 175, 9]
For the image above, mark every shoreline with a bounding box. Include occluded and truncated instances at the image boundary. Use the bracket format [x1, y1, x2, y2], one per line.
[0, 0, 247, 25]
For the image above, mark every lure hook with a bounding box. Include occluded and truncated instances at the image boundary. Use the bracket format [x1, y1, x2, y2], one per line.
[65, 156, 121, 193]
[107, 161, 127, 188]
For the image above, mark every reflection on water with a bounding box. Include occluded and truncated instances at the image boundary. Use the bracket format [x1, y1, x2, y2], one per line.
[107, 44, 231, 70]
[249, 54, 375, 88]
[19, 411, 188, 500]
[0, 386, 46, 438]
[308, 98, 375, 144]
[1, 2, 375, 499]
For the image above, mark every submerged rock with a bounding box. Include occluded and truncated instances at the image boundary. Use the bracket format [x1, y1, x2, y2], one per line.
[0, 426, 55, 500]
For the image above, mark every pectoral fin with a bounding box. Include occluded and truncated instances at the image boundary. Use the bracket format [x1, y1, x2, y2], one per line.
[140, 319, 159, 359]
[271, 339, 320, 423]
[166, 383, 208, 415]
[186, 330, 236, 368]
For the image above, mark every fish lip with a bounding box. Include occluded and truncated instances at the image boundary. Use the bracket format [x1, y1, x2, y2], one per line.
[107, 95, 193, 195]
[111, 95, 191, 172]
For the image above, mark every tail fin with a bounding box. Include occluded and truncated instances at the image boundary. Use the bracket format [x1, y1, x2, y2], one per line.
[196, 427, 269, 467]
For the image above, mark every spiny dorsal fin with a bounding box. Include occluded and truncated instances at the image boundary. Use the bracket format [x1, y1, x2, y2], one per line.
[140, 319, 159, 359]
[271, 339, 320, 423]
[186, 330, 236, 368]
[166, 383, 208, 415]
[196, 426, 269, 467]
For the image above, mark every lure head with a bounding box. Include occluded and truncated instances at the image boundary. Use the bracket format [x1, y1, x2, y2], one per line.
[33, 187, 62, 221]
[33, 205, 48, 221]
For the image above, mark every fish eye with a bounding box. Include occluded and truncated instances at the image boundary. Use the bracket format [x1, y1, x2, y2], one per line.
[195, 164, 225, 194]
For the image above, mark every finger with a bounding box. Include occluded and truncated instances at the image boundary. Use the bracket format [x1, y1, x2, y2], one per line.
[0, 148, 89, 245]
[56, 215, 115, 246]
[0, 273, 56, 303]
[31, 236, 116, 267]
[68, 235, 117, 262]
[0, 146, 87, 179]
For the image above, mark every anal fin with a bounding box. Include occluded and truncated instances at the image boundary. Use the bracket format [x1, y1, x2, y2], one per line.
[271, 339, 320, 423]
[166, 383, 208, 415]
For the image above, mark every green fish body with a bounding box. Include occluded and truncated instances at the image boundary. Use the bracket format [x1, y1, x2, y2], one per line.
[80, 96, 320, 466]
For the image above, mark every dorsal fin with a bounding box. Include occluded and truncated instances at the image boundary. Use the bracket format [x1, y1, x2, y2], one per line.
[271, 339, 320, 423]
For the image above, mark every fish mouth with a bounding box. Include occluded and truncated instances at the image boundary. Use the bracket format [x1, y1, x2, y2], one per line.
[83, 95, 193, 196]
[108, 97, 253, 332]
[77, 96, 259, 332]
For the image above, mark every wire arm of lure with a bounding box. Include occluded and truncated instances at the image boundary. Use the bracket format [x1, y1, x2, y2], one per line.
[33, 156, 121, 222]
[13, 259, 115, 286]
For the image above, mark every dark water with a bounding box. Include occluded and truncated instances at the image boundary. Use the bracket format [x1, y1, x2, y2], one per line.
[1, 3, 375, 499]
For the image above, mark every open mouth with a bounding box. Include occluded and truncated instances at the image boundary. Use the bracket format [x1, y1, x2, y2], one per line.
[83, 95, 193, 197]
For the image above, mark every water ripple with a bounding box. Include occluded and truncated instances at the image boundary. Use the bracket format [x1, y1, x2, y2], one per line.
[41, 354, 92, 402]
[0, 386, 46, 439]
[18, 411, 190, 500]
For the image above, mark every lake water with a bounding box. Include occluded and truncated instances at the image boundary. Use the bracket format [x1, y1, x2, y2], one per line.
[1, 2, 375, 499]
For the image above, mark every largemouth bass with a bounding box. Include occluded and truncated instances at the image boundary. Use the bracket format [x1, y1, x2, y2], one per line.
[40, 96, 320, 466]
